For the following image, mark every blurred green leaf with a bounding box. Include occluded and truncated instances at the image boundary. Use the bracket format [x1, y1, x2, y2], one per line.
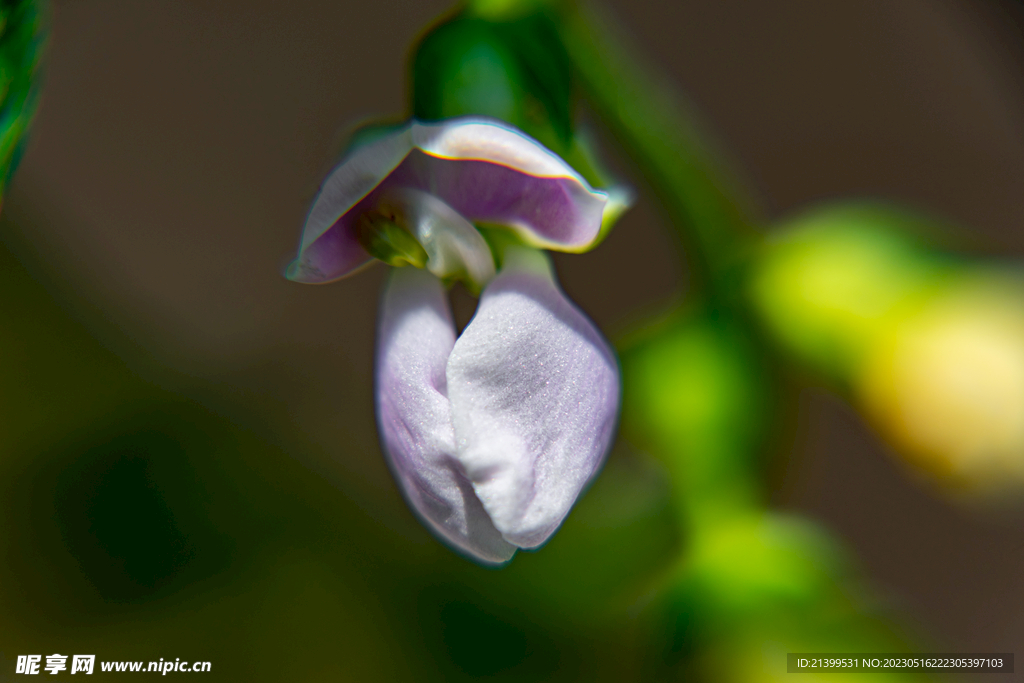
[0, 0, 46, 198]
[672, 514, 851, 633]
[644, 513, 933, 682]
[620, 309, 772, 531]
[0, 212, 424, 679]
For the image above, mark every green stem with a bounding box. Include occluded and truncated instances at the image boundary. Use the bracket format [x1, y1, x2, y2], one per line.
[557, 3, 790, 545]
[556, 0, 762, 297]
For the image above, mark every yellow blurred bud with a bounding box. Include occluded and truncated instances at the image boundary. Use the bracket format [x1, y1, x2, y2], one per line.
[752, 204, 1024, 496]
[749, 204, 944, 377]
[856, 274, 1024, 494]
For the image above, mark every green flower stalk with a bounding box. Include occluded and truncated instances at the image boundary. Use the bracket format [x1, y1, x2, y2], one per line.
[555, 0, 762, 296]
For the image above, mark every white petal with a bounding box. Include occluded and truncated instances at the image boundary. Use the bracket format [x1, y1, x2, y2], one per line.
[413, 119, 588, 185]
[446, 248, 620, 548]
[378, 188, 495, 290]
[376, 267, 516, 564]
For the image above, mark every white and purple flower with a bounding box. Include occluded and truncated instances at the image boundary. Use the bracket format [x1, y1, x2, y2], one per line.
[288, 118, 623, 564]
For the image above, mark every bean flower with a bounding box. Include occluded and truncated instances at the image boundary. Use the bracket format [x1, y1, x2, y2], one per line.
[288, 118, 624, 563]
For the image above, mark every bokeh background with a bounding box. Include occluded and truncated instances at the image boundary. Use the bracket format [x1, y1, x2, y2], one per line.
[1, 0, 1022, 680]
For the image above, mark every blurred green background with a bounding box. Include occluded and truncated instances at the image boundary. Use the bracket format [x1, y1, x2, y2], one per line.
[1, 0, 1022, 680]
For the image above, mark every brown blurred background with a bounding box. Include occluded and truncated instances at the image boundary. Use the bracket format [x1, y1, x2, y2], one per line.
[5, 0, 1023, 668]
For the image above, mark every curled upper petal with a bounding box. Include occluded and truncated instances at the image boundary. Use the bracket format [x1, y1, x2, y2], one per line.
[288, 118, 610, 284]
[376, 266, 516, 564]
[446, 247, 621, 548]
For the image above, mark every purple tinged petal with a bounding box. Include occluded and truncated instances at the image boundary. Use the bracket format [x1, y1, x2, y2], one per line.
[411, 121, 608, 250]
[376, 266, 516, 564]
[389, 153, 606, 251]
[302, 127, 415, 252]
[287, 126, 415, 283]
[284, 223, 376, 284]
[289, 119, 610, 283]
[446, 248, 620, 548]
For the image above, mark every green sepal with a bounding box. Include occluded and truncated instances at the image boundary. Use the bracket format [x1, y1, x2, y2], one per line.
[410, 11, 573, 153]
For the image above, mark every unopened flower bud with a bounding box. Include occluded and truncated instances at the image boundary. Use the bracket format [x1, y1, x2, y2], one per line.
[749, 204, 943, 378]
[856, 274, 1024, 494]
[750, 204, 1024, 496]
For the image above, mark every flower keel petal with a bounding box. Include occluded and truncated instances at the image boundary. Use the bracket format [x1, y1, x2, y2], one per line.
[377, 267, 516, 563]
[446, 248, 620, 548]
